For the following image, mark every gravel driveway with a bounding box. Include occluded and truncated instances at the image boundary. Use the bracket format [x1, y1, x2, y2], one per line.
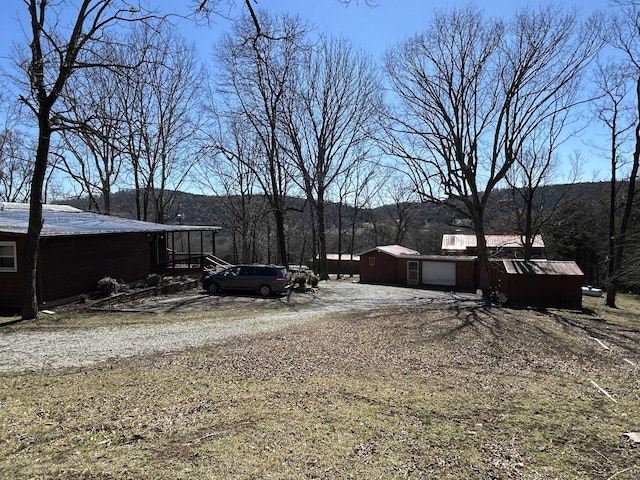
[0, 281, 476, 372]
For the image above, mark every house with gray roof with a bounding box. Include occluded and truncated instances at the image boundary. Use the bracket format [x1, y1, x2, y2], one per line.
[0, 203, 220, 311]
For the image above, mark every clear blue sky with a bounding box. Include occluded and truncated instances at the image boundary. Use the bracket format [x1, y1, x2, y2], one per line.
[0, 1, 612, 180]
[185, 1, 605, 62]
[1, 1, 605, 65]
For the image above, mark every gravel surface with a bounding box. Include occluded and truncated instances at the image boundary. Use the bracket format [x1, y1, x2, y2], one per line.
[0, 281, 477, 372]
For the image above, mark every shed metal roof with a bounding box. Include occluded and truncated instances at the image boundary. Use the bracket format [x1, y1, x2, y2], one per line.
[359, 244, 420, 257]
[442, 234, 545, 251]
[502, 259, 584, 276]
[0, 202, 221, 237]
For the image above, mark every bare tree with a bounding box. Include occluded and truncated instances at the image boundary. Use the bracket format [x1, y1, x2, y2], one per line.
[56, 36, 128, 214]
[330, 148, 381, 278]
[380, 175, 421, 246]
[343, 159, 384, 266]
[502, 132, 581, 261]
[114, 22, 205, 223]
[282, 35, 382, 279]
[600, 0, 640, 307]
[195, 0, 379, 22]
[384, 5, 602, 304]
[11, 0, 159, 320]
[0, 129, 32, 203]
[197, 112, 271, 263]
[0, 95, 32, 202]
[215, 11, 309, 266]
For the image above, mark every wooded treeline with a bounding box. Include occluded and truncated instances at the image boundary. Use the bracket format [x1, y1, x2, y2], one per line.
[67, 181, 640, 294]
[1, 0, 639, 317]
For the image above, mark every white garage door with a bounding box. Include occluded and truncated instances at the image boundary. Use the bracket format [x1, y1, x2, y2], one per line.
[422, 261, 456, 286]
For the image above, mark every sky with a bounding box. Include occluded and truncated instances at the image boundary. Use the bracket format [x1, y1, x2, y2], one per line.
[0, 0, 605, 71]
[0, 0, 613, 180]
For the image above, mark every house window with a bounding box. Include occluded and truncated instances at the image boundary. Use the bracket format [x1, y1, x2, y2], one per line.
[369, 256, 376, 267]
[0, 241, 17, 272]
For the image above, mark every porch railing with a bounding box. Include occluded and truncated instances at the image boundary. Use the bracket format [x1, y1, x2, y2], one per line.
[152, 252, 232, 276]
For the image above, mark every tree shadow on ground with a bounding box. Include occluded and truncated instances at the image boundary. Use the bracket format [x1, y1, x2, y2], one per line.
[432, 302, 507, 341]
[420, 301, 640, 363]
[546, 308, 640, 355]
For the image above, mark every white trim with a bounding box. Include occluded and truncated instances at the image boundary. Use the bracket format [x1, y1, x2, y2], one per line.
[0, 241, 17, 272]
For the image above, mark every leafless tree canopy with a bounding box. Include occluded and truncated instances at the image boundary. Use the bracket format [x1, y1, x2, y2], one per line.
[384, 4, 603, 303]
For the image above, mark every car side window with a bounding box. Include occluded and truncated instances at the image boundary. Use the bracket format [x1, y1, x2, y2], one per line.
[224, 267, 240, 277]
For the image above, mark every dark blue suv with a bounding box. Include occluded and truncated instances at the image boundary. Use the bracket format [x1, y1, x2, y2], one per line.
[203, 264, 289, 296]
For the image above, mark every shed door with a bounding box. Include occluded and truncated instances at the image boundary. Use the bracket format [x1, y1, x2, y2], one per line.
[407, 261, 419, 286]
[422, 261, 456, 286]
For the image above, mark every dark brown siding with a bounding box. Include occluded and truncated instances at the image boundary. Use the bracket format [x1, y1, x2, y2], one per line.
[396, 258, 409, 285]
[501, 273, 582, 309]
[361, 252, 478, 291]
[455, 261, 476, 291]
[327, 258, 360, 275]
[38, 233, 151, 304]
[359, 251, 399, 284]
[0, 234, 25, 308]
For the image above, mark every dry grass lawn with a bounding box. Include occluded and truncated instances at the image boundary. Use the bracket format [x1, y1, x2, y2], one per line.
[1, 295, 639, 479]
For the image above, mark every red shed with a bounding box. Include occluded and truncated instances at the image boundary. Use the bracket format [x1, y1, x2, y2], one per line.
[498, 259, 584, 309]
[359, 245, 420, 285]
[359, 245, 476, 291]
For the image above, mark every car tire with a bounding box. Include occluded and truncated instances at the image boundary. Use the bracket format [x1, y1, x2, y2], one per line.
[207, 282, 221, 294]
[258, 284, 272, 297]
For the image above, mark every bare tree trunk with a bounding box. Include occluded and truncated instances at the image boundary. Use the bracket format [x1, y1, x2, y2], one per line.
[523, 188, 534, 262]
[336, 200, 344, 280]
[607, 115, 619, 308]
[316, 199, 329, 280]
[21, 116, 52, 319]
[273, 207, 288, 267]
[310, 206, 318, 274]
[472, 207, 492, 306]
[17, 1, 157, 319]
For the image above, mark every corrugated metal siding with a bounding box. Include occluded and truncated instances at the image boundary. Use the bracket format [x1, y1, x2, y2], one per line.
[502, 260, 583, 276]
[359, 250, 399, 283]
[506, 275, 583, 309]
[326, 256, 360, 275]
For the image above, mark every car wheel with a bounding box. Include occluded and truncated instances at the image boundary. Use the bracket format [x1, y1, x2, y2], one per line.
[258, 284, 272, 297]
[207, 282, 220, 294]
